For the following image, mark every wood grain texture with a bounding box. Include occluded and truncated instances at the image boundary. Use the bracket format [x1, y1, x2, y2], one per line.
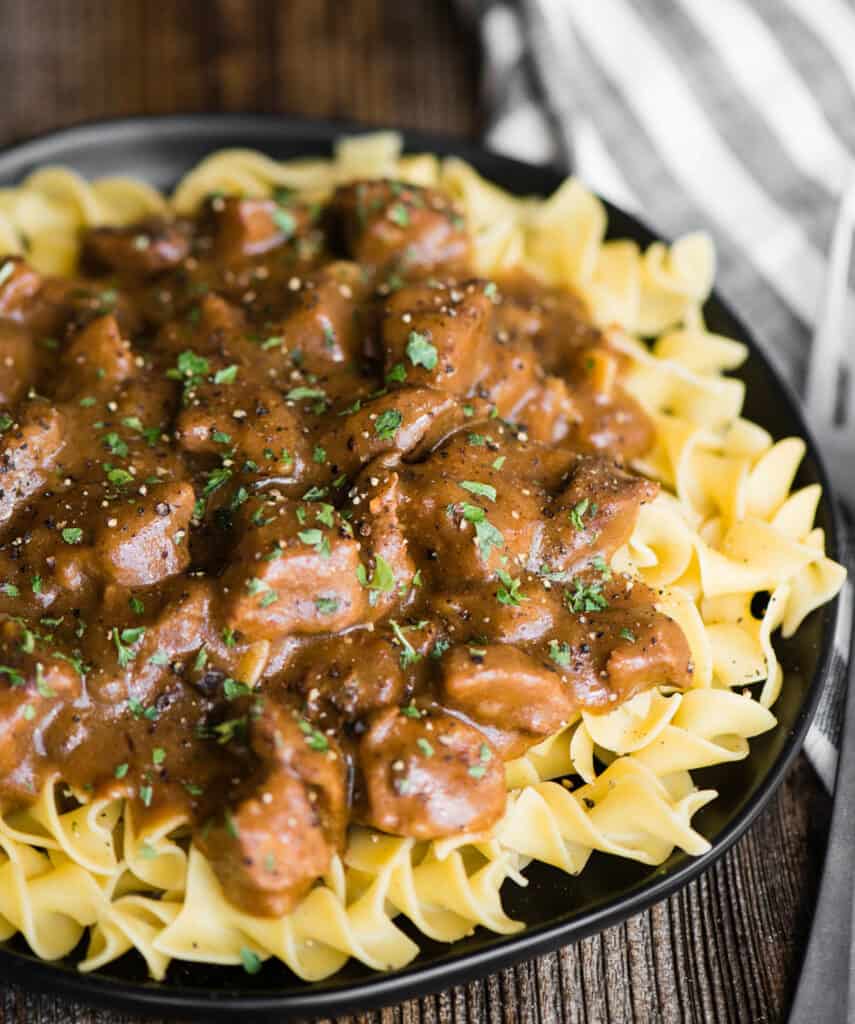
[0, 3, 831, 1022]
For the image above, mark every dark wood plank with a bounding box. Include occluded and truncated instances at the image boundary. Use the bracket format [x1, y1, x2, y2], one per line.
[0, 0, 481, 146]
[0, 3, 830, 1022]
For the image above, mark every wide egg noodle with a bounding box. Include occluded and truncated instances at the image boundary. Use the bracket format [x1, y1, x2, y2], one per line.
[0, 131, 844, 981]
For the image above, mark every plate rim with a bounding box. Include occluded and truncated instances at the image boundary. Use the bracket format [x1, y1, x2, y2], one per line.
[0, 112, 843, 1020]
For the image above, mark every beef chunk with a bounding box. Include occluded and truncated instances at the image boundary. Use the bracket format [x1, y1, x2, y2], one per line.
[543, 455, 658, 575]
[0, 403, 66, 526]
[93, 481, 195, 588]
[59, 315, 135, 394]
[439, 643, 576, 758]
[220, 496, 368, 640]
[381, 280, 491, 396]
[196, 702, 346, 916]
[330, 180, 470, 272]
[357, 706, 505, 839]
[83, 219, 190, 275]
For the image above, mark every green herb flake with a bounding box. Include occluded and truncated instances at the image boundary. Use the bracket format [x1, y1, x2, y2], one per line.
[213, 364, 238, 385]
[548, 639, 572, 667]
[496, 570, 525, 607]
[298, 528, 331, 558]
[374, 408, 403, 441]
[460, 480, 496, 502]
[61, 527, 83, 545]
[565, 579, 609, 614]
[405, 331, 438, 371]
[240, 947, 263, 975]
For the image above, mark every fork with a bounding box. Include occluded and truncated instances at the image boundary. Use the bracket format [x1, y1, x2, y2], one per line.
[788, 177, 855, 1023]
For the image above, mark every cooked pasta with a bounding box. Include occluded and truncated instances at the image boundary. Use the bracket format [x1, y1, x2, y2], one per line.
[0, 132, 844, 982]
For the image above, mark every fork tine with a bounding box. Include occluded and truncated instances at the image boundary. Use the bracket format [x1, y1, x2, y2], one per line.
[805, 170, 855, 424]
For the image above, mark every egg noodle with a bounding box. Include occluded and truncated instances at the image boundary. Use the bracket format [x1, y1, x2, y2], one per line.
[0, 134, 844, 980]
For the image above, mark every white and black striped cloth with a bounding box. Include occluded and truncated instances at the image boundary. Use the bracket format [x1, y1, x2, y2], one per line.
[459, 0, 854, 791]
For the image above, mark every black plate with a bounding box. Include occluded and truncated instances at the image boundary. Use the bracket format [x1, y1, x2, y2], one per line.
[0, 114, 843, 1021]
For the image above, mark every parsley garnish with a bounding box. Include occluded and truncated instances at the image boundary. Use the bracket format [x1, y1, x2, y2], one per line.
[314, 595, 340, 615]
[548, 639, 572, 667]
[374, 408, 403, 441]
[406, 331, 438, 370]
[298, 528, 331, 558]
[565, 579, 609, 613]
[496, 570, 525, 607]
[61, 527, 83, 545]
[114, 626, 145, 668]
[240, 947, 263, 975]
[460, 480, 496, 502]
[461, 503, 504, 560]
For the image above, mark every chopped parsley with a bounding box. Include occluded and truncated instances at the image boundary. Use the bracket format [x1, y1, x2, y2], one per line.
[61, 527, 83, 545]
[468, 743, 493, 779]
[286, 386, 326, 402]
[272, 207, 297, 238]
[314, 595, 340, 615]
[298, 718, 329, 752]
[406, 331, 438, 371]
[496, 570, 525, 607]
[565, 578, 609, 614]
[389, 619, 421, 668]
[213, 364, 238, 385]
[620, 627, 637, 643]
[114, 627, 145, 668]
[298, 528, 331, 558]
[548, 639, 572, 667]
[460, 480, 496, 502]
[374, 408, 403, 441]
[461, 503, 504, 560]
[240, 947, 263, 975]
[569, 498, 597, 531]
[356, 554, 395, 602]
[0, 665, 24, 686]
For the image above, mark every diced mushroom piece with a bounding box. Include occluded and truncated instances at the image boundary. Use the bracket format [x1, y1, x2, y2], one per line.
[357, 706, 505, 839]
[83, 219, 190, 275]
[0, 320, 38, 404]
[196, 702, 347, 917]
[0, 403, 66, 526]
[439, 644, 576, 758]
[93, 481, 195, 588]
[330, 181, 470, 272]
[544, 455, 658, 575]
[220, 498, 368, 641]
[381, 280, 491, 395]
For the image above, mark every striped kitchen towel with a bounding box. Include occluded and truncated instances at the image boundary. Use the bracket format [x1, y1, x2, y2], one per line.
[458, 0, 854, 791]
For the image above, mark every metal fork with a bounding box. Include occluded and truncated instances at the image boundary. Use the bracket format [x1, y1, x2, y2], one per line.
[788, 178, 855, 1023]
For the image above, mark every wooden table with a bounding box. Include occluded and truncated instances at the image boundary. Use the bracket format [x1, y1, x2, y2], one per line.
[0, 3, 832, 1021]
